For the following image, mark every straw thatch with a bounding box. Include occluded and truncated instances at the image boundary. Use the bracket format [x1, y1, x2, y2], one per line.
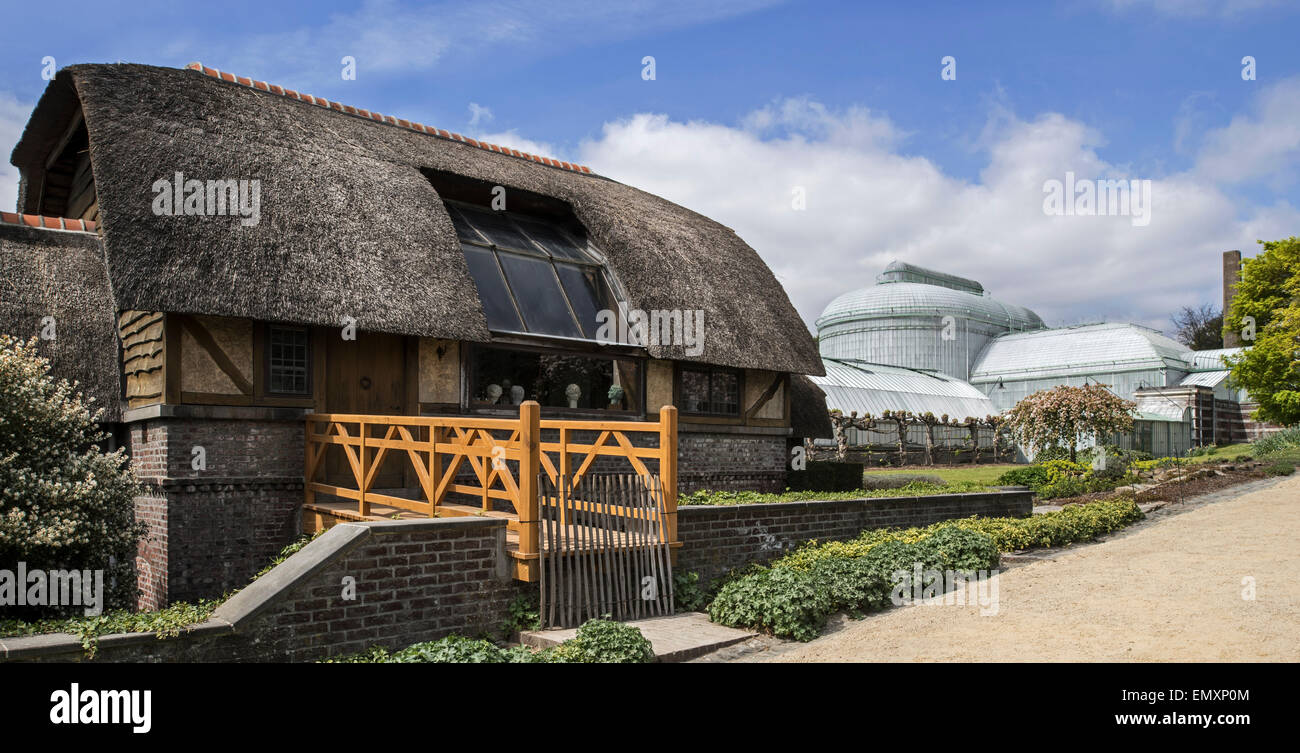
[0, 223, 121, 421]
[11, 63, 822, 376]
[790, 374, 832, 439]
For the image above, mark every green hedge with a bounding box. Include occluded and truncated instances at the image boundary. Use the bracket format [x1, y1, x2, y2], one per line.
[706, 497, 1143, 641]
[786, 461, 865, 492]
[679, 480, 990, 506]
[708, 527, 1000, 641]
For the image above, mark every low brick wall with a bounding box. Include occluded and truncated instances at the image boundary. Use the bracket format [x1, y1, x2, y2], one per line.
[1, 517, 528, 663]
[675, 490, 1033, 584]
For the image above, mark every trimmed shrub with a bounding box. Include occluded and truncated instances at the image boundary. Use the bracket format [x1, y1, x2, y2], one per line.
[1265, 462, 1295, 476]
[862, 473, 947, 490]
[995, 465, 1049, 489]
[786, 460, 864, 492]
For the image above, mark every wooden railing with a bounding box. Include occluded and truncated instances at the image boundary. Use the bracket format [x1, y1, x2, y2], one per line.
[304, 402, 678, 579]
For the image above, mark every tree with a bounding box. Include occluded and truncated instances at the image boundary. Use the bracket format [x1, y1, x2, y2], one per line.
[1004, 384, 1136, 462]
[985, 414, 1006, 462]
[0, 335, 145, 617]
[1171, 303, 1223, 350]
[1224, 237, 1300, 426]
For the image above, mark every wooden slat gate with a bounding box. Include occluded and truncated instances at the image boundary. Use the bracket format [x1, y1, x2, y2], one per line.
[538, 472, 675, 628]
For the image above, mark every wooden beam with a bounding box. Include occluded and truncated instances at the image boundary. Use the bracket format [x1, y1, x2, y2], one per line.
[177, 314, 254, 396]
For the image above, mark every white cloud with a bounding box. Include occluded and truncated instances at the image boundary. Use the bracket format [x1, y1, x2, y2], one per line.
[577, 93, 1300, 336]
[472, 130, 561, 161]
[0, 91, 28, 213]
[1194, 77, 1300, 187]
[203, 0, 783, 90]
[467, 102, 493, 128]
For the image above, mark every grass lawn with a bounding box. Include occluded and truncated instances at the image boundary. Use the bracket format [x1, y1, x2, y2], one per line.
[1187, 443, 1254, 463]
[862, 464, 1021, 486]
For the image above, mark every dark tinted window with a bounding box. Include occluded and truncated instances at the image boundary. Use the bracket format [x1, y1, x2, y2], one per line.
[268, 326, 310, 395]
[462, 243, 524, 332]
[556, 263, 618, 338]
[497, 253, 583, 338]
[680, 366, 741, 415]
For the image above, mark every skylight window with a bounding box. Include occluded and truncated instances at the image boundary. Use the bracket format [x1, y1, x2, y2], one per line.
[449, 202, 620, 340]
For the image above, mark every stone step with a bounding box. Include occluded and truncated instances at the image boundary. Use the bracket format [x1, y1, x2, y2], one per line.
[520, 612, 755, 662]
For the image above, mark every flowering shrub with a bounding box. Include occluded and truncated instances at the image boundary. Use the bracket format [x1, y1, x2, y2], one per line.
[1005, 384, 1136, 462]
[0, 336, 145, 616]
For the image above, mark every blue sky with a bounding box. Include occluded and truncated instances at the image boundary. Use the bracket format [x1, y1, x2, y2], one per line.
[3, 0, 1299, 334]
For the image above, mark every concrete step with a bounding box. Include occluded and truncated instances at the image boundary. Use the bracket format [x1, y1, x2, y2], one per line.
[520, 612, 755, 662]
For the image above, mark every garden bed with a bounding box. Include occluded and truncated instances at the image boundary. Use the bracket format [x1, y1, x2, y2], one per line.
[680, 481, 992, 506]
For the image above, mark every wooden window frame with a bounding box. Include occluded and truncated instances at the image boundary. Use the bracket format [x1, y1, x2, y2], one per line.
[263, 324, 313, 397]
[675, 363, 745, 418]
[462, 341, 647, 420]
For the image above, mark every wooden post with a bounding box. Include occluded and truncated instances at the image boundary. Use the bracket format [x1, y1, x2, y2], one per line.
[428, 425, 440, 515]
[358, 420, 369, 518]
[658, 405, 677, 546]
[303, 416, 315, 507]
[518, 401, 541, 560]
[558, 426, 570, 527]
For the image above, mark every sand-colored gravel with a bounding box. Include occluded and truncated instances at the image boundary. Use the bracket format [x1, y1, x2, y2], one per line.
[756, 475, 1300, 662]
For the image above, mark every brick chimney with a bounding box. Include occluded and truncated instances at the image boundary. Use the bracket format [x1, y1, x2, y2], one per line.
[1223, 249, 1243, 347]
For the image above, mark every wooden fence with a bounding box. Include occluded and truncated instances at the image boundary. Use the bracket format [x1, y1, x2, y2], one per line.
[304, 401, 678, 581]
[538, 472, 675, 628]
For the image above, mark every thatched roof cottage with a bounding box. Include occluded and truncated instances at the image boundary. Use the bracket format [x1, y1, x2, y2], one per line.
[2, 62, 826, 607]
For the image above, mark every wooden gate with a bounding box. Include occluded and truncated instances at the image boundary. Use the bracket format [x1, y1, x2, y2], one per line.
[538, 472, 675, 628]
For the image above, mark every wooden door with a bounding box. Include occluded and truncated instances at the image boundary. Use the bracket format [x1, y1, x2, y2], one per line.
[325, 333, 409, 489]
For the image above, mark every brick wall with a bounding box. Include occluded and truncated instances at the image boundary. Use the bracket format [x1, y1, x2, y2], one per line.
[128, 416, 306, 609]
[3, 518, 529, 663]
[676, 490, 1033, 584]
[678, 432, 786, 493]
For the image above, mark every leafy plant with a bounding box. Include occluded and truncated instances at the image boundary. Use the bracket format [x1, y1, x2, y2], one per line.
[501, 593, 540, 636]
[560, 619, 656, 663]
[0, 335, 146, 616]
[680, 480, 992, 506]
[708, 567, 832, 641]
[326, 619, 655, 664]
[913, 526, 1000, 572]
[673, 571, 710, 613]
[994, 465, 1049, 488]
[1265, 461, 1295, 476]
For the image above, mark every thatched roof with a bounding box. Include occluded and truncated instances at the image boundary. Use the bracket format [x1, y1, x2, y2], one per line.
[790, 374, 832, 439]
[0, 221, 121, 421]
[11, 63, 822, 376]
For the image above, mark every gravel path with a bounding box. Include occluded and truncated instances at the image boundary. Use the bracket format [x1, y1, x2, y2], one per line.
[721, 474, 1300, 662]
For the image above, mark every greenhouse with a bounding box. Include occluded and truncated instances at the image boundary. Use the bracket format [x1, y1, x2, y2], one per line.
[810, 261, 1256, 459]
